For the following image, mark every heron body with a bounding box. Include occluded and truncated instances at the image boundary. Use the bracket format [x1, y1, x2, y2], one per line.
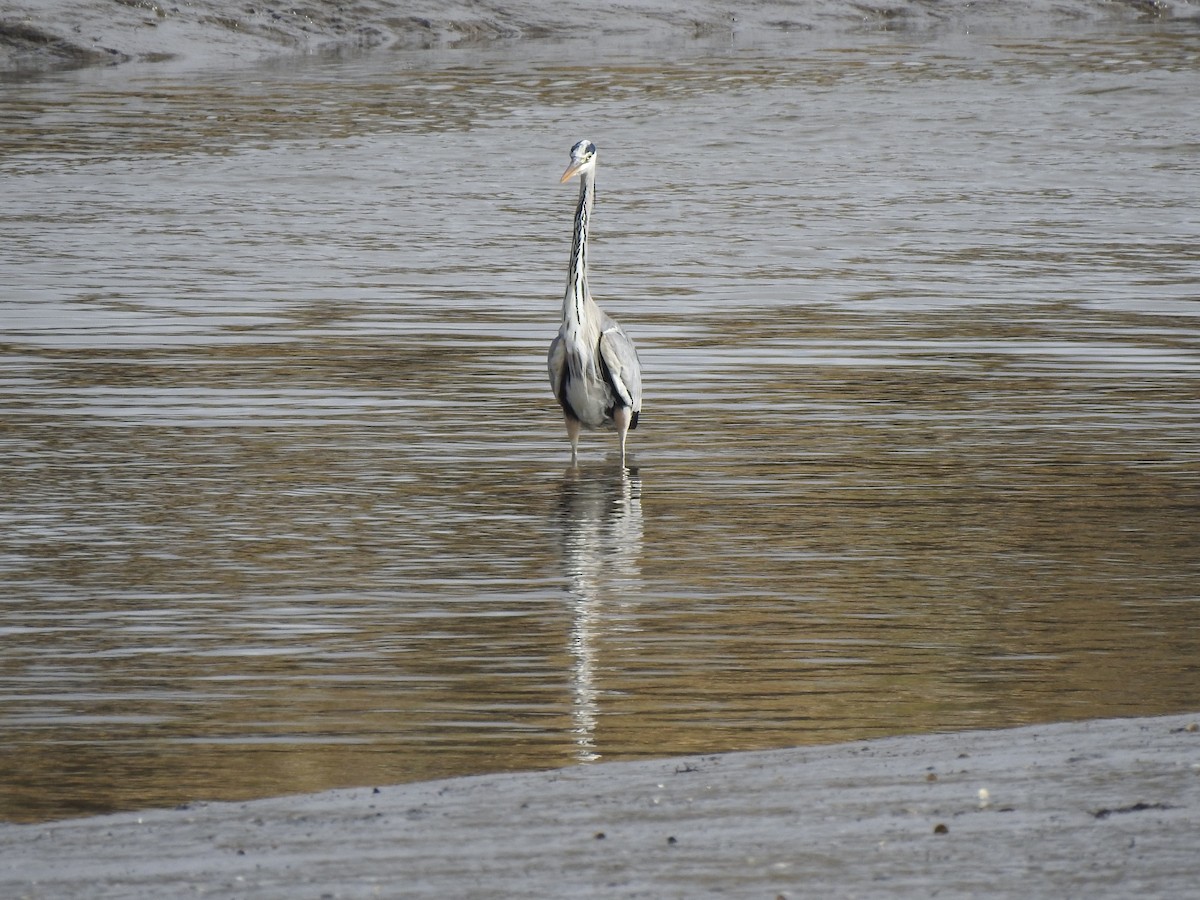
[548, 139, 642, 467]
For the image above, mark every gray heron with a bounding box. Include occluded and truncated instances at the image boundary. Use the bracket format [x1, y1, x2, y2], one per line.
[548, 139, 643, 467]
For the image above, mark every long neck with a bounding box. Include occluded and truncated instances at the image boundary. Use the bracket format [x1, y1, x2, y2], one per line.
[562, 169, 595, 328]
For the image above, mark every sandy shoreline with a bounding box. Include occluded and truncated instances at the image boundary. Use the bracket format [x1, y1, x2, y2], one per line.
[2, 0, 1195, 72]
[4, 712, 1198, 897]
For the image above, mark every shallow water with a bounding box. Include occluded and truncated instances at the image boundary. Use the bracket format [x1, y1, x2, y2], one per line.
[2, 22, 1199, 822]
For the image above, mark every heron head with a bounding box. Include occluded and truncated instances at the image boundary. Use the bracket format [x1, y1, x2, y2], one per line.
[560, 139, 598, 183]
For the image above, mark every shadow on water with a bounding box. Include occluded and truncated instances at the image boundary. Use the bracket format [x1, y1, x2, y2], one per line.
[557, 463, 644, 763]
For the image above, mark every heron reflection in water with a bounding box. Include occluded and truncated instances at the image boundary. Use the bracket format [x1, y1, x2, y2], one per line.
[548, 140, 643, 468]
[558, 464, 643, 761]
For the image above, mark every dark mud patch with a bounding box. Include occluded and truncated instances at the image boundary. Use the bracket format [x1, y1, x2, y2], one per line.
[2, 0, 1195, 74]
[0, 18, 128, 67]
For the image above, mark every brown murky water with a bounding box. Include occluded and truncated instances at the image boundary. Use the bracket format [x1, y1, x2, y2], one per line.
[2, 24, 1198, 822]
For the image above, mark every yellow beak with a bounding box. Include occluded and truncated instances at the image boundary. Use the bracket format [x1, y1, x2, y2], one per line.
[560, 160, 587, 183]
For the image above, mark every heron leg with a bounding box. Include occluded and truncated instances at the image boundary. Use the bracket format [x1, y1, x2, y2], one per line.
[612, 406, 633, 469]
[564, 415, 581, 464]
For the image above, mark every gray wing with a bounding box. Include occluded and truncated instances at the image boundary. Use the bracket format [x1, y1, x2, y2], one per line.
[547, 333, 567, 403]
[597, 317, 642, 414]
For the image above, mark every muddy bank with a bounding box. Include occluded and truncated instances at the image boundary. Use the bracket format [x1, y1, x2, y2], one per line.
[2, 0, 1195, 72]
[3, 712, 1198, 898]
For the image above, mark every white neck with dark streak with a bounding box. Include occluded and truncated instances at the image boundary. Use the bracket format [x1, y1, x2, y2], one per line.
[562, 168, 594, 332]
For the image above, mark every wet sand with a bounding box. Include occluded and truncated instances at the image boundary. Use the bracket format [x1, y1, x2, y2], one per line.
[2, 0, 1193, 71]
[4, 712, 1197, 898]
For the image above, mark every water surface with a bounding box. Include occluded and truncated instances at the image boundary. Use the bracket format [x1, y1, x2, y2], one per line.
[1, 22, 1198, 822]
